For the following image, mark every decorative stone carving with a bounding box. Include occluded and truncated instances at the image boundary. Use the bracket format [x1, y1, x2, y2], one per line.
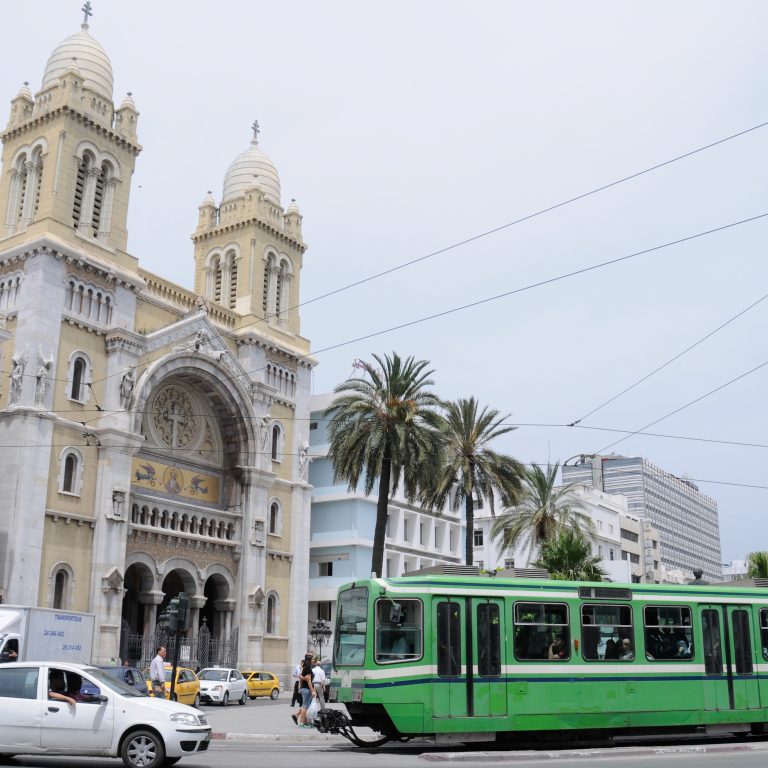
[101, 566, 124, 594]
[152, 385, 198, 449]
[248, 585, 265, 608]
[119, 367, 135, 408]
[251, 520, 265, 547]
[111, 489, 126, 518]
[298, 439, 311, 481]
[8, 344, 27, 404]
[34, 347, 53, 406]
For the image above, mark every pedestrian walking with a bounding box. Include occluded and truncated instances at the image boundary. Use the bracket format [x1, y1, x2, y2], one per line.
[292, 658, 315, 727]
[149, 645, 167, 698]
[290, 658, 302, 707]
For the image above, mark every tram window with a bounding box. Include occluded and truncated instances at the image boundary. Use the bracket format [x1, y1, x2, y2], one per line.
[732, 609, 753, 675]
[374, 599, 423, 663]
[477, 603, 501, 676]
[437, 602, 461, 677]
[334, 586, 368, 666]
[760, 609, 768, 660]
[644, 605, 693, 661]
[581, 604, 633, 661]
[513, 602, 570, 661]
[702, 609, 723, 675]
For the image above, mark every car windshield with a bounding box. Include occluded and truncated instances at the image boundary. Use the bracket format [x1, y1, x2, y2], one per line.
[199, 670, 228, 681]
[82, 667, 147, 697]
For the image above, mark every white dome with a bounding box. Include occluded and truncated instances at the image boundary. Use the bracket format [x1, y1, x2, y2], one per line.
[222, 138, 281, 206]
[41, 24, 113, 100]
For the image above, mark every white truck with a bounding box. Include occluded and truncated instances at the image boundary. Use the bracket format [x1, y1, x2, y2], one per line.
[0, 605, 95, 663]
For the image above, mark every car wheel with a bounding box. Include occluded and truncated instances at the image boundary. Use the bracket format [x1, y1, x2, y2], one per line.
[270, 688, 279, 700]
[193, 693, 200, 708]
[239, 690, 247, 705]
[221, 691, 229, 706]
[121, 729, 165, 768]
[249, 695, 256, 700]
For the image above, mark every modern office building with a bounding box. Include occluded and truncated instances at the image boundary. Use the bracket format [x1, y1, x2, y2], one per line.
[562, 455, 722, 582]
[472, 482, 661, 583]
[307, 393, 464, 628]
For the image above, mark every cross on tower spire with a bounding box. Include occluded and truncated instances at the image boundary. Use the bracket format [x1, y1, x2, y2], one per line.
[251, 119, 260, 142]
[81, 1, 93, 25]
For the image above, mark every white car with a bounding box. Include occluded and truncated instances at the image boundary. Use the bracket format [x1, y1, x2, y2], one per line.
[196, 667, 247, 706]
[0, 661, 211, 768]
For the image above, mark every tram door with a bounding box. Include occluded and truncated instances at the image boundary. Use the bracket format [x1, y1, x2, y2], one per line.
[472, 598, 507, 717]
[699, 605, 760, 712]
[434, 599, 466, 718]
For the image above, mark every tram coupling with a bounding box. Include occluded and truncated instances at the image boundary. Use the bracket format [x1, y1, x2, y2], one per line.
[315, 709, 350, 734]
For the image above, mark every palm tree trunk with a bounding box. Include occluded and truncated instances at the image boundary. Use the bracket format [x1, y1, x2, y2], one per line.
[371, 450, 392, 578]
[465, 495, 475, 567]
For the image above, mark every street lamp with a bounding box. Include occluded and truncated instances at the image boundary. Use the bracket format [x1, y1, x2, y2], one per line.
[310, 618, 332, 659]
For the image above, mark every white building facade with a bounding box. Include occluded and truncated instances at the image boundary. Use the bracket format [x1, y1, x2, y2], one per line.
[307, 394, 465, 630]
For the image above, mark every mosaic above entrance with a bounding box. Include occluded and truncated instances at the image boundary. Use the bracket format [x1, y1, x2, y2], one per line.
[131, 457, 221, 504]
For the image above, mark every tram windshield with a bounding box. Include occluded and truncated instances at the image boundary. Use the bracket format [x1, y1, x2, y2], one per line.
[334, 586, 369, 665]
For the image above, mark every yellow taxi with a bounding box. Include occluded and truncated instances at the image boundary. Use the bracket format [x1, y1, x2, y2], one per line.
[143, 664, 201, 707]
[240, 670, 281, 700]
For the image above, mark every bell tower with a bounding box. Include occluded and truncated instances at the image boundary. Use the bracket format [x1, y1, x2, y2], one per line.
[0, 5, 141, 265]
[192, 122, 306, 336]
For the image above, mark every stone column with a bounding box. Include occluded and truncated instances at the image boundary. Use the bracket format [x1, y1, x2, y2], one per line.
[139, 590, 165, 640]
[20, 159, 40, 224]
[97, 177, 118, 242]
[5, 169, 21, 233]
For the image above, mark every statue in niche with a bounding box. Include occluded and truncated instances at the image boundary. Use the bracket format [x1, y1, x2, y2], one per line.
[258, 417, 271, 451]
[8, 346, 27, 404]
[34, 348, 52, 406]
[119, 367, 135, 408]
[298, 440, 311, 481]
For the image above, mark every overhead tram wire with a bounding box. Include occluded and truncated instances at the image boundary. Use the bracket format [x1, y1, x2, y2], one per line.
[594, 357, 768, 454]
[77, 211, 768, 429]
[83, 119, 768, 395]
[568, 290, 768, 427]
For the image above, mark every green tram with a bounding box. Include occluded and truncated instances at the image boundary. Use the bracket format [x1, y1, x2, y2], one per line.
[317, 573, 768, 746]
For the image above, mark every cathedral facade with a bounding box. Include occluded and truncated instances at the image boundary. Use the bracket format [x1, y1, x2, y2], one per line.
[0, 16, 315, 673]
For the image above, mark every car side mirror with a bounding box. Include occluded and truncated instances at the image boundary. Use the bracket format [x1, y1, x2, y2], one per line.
[94, 694, 108, 703]
[389, 603, 402, 624]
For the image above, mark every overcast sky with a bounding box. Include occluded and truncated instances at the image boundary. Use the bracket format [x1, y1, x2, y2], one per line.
[3, 1, 767, 562]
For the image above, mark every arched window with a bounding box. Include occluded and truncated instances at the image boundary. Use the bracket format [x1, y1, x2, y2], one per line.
[58, 447, 84, 495]
[228, 252, 238, 309]
[72, 152, 94, 228]
[70, 356, 85, 400]
[266, 593, 279, 635]
[50, 564, 74, 610]
[271, 423, 283, 462]
[53, 569, 68, 609]
[269, 500, 282, 536]
[276, 260, 290, 325]
[213, 257, 223, 304]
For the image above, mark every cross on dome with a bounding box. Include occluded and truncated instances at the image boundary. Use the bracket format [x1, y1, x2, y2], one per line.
[251, 119, 260, 143]
[81, 1, 93, 26]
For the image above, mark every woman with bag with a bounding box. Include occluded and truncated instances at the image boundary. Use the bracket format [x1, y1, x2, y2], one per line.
[293, 658, 315, 727]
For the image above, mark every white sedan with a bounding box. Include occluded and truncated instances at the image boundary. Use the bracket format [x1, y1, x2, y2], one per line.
[196, 667, 248, 706]
[0, 661, 211, 768]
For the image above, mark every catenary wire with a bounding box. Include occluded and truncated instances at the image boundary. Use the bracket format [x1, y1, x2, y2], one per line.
[81, 120, 768, 393]
[65, 210, 768, 428]
[594, 357, 768, 454]
[568, 290, 768, 426]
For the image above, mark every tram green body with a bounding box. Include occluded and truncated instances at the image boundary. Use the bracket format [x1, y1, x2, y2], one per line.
[330, 575, 768, 742]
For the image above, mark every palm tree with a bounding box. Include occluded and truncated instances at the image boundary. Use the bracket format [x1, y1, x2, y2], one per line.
[746, 551, 768, 579]
[534, 529, 606, 581]
[326, 352, 443, 577]
[490, 462, 595, 563]
[425, 397, 525, 566]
